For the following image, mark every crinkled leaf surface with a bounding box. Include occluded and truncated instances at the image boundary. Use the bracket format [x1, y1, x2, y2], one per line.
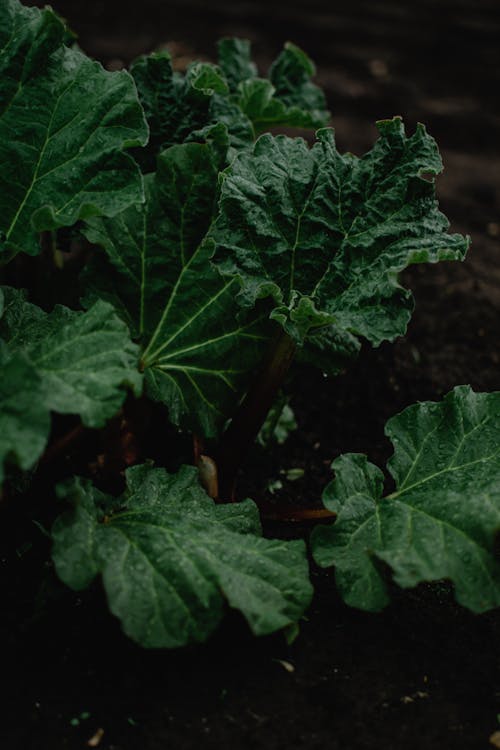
[217, 38, 257, 91]
[0, 346, 50, 483]
[213, 119, 468, 368]
[52, 464, 313, 648]
[0, 286, 142, 428]
[269, 42, 329, 127]
[130, 52, 249, 170]
[83, 135, 270, 437]
[130, 39, 327, 169]
[0, 0, 148, 261]
[311, 386, 500, 613]
[218, 39, 329, 135]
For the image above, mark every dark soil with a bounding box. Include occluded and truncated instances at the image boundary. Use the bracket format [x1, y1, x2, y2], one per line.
[4, 1, 500, 748]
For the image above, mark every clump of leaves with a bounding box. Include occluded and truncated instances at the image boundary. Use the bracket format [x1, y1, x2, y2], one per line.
[2, 0, 495, 651]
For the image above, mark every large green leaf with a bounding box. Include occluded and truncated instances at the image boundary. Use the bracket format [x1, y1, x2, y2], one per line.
[311, 386, 500, 613]
[0, 0, 148, 261]
[83, 134, 270, 437]
[213, 119, 469, 369]
[0, 345, 50, 484]
[0, 287, 142, 428]
[52, 464, 313, 648]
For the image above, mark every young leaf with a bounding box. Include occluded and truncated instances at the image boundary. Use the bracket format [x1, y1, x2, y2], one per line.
[218, 39, 329, 135]
[213, 119, 469, 370]
[237, 79, 308, 135]
[257, 395, 297, 447]
[130, 52, 244, 170]
[83, 135, 270, 437]
[130, 39, 328, 170]
[0, 287, 142, 428]
[217, 38, 258, 91]
[52, 464, 313, 648]
[311, 386, 500, 613]
[269, 42, 329, 128]
[0, 346, 50, 483]
[0, 0, 148, 261]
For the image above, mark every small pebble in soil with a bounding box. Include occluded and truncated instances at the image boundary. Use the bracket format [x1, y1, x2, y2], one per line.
[368, 59, 389, 78]
[489, 730, 500, 748]
[273, 659, 295, 674]
[87, 727, 105, 748]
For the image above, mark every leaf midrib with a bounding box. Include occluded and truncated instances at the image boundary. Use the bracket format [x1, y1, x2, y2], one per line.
[142, 271, 238, 365]
[390, 415, 497, 499]
[5, 76, 77, 242]
[384, 500, 500, 596]
[110, 524, 208, 637]
[335, 491, 498, 591]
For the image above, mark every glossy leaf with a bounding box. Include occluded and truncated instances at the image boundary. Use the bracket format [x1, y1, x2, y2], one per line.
[214, 119, 469, 370]
[52, 464, 313, 648]
[311, 386, 500, 613]
[0, 0, 148, 261]
[0, 287, 142, 428]
[83, 134, 270, 437]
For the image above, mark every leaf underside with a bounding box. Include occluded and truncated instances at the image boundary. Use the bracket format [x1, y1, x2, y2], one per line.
[0, 0, 148, 261]
[311, 386, 500, 613]
[52, 464, 313, 648]
[83, 134, 271, 437]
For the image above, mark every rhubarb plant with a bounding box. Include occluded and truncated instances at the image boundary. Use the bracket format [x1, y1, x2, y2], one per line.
[130, 37, 329, 170]
[212, 120, 468, 494]
[311, 386, 500, 613]
[82, 126, 270, 438]
[3, 0, 496, 651]
[52, 464, 312, 647]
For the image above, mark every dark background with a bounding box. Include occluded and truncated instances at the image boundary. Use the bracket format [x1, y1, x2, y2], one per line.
[7, 2, 500, 749]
